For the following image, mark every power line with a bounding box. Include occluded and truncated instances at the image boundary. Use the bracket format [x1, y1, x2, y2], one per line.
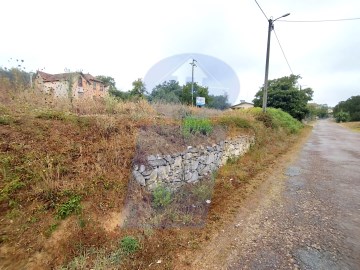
[254, 0, 269, 20]
[273, 29, 294, 75]
[279, 17, 360, 23]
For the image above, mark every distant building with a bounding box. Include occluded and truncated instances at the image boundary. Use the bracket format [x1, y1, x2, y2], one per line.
[34, 71, 108, 99]
[231, 100, 254, 110]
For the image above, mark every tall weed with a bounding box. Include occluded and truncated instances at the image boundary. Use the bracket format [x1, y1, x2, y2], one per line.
[182, 116, 213, 137]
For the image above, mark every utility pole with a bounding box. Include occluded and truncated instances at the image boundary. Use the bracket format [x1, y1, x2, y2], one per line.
[262, 19, 273, 113]
[190, 59, 197, 106]
[262, 13, 290, 113]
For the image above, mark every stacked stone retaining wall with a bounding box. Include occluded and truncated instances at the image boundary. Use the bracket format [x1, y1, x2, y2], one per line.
[132, 135, 255, 191]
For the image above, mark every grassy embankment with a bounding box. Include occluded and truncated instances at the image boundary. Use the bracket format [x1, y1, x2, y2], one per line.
[0, 88, 307, 269]
[339, 121, 360, 132]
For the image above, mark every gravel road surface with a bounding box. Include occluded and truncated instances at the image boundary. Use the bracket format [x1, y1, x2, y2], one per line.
[192, 120, 360, 270]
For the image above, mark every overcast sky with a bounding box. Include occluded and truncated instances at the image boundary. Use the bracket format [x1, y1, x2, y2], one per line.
[1, 0, 359, 106]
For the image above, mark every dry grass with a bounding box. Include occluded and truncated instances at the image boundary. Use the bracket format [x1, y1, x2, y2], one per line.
[0, 87, 308, 269]
[339, 121, 360, 132]
[151, 101, 222, 119]
[0, 91, 142, 268]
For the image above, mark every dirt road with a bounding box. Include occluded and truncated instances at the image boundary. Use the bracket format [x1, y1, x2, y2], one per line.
[191, 120, 360, 269]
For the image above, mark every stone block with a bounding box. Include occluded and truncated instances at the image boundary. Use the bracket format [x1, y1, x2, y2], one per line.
[164, 155, 174, 164]
[191, 160, 199, 171]
[133, 171, 145, 186]
[148, 158, 167, 167]
[188, 147, 199, 153]
[157, 166, 168, 180]
[173, 156, 182, 167]
[185, 171, 192, 182]
[142, 169, 152, 176]
[139, 164, 146, 173]
[188, 171, 199, 183]
[205, 152, 215, 165]
[184, 152, 192, 160]
[149, 169, 158, 182]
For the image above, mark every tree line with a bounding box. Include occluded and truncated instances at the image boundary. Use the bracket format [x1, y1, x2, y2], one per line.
[100, 76, 231, 110]
[333, 95, 360, 122]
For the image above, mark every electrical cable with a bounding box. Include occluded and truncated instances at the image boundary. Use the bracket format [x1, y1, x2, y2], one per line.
[273, 29, 294, 75]
[254, 0, 269, 20]
[279, 17, 360, 23]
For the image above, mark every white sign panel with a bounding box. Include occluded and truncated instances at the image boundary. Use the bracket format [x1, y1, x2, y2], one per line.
[196, 97, 206, 106]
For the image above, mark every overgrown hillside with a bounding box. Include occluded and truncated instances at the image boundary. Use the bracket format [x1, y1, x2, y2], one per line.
[0, 89, 306, 269]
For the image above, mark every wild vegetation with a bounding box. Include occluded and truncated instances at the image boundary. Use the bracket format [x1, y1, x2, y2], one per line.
[0, 69, 309, 269]
[253, 74, 314, 121]
[333, 95, 360, 122]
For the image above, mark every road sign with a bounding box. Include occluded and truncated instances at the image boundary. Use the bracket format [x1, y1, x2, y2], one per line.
[196, 97, 205, 107]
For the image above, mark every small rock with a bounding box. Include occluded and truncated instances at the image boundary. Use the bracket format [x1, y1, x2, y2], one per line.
[157, 259, 162, 264]
[206, 200, 211, 204]
[139, 164, 145, 173]
[133, 171, 145, 186]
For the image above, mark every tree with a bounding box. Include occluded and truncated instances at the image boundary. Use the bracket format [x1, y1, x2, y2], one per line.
[129, 78, 147, 99]
[253, 74, 313, 120]
[0, 67, 30, 91]
[207, 94, 231, 110]
[307, 103, 329, 119]
[180, 82, 212, 106]
[108, 89, 131, 100]
[96, 75, 116, 91]
[333, 95, 360, 121]
[149, 80, 182, 103]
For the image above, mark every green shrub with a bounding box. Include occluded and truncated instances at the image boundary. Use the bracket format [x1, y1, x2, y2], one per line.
[120, 236, 140, 255]
[152, 185, 172, 208]
[335, 111, 350, 123]
[266, 108, 303, 133]
[0, 115, 12, 125]
[104, 95, 118, 114]
[56, 195, 82, 220]
[36, 110, 70, 121]
[192, 183, 212, 201]
[45, 222, 59, 237]
[249, 108, 303, 134]
[0, 179, 25, 202]
[182, 116, 213, 137]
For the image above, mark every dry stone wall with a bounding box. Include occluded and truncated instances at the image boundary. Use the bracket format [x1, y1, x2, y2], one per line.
[132, 135, 255, 191]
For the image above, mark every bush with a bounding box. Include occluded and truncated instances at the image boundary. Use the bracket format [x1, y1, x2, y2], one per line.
[335, 111, 350, 123]
[250, 108, 303, 134]
[182, 116, 213, 137]
[56, 195, 82, 219]
[36, 110, 71, 121]
[0, 115, 12, 125]
[152, 185, 172, 208]
[120, 236, 140, 255]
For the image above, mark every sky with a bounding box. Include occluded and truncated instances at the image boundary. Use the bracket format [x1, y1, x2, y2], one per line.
[1, 0, 359, 106]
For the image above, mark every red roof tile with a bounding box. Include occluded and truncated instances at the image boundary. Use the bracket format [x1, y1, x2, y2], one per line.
[37, 71, 103, 83]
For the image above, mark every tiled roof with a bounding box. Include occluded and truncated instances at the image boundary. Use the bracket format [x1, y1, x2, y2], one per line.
[37, 71, 103, 83]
